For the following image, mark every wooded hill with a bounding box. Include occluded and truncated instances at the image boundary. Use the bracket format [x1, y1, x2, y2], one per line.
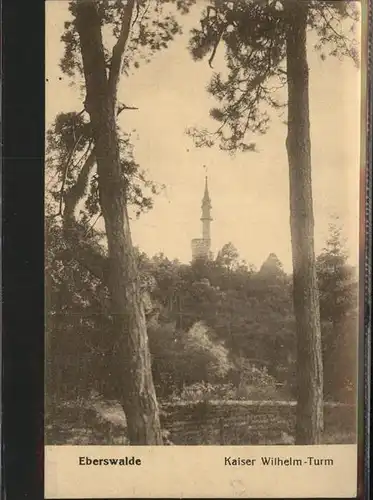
[46, 219, 358, 407]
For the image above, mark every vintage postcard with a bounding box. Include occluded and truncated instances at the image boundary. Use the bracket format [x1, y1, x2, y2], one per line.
[45, 0, 366, 497]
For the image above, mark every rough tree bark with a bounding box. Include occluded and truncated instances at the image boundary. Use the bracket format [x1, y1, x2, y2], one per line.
[285, 2, 324, 444]
[75, 0, 163, 444]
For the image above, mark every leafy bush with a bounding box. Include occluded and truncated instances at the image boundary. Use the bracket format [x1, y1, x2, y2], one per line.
[149, 321, 233, 397]
[182, 321, 233, 381]
[170, 382, 237, 402]
[234, 362, 281, 400]
[239, 361, 277, 386]
[169, 362, 281, 403]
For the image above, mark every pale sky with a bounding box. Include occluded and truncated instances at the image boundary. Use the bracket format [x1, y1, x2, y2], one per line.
[46, 1, 362, 271]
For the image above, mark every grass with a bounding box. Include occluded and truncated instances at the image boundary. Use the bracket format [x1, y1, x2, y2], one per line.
[45, 395, 356, 446]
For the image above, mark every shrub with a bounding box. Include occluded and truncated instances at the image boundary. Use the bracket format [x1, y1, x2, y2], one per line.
[170, 382, 236, 402]
[232, 361, 281, 400]
[182, 322, 233, 382]
[149, 321, 234, 397]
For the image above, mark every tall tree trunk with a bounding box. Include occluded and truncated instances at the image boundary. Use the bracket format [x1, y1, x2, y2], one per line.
[285, 3, 324, 444]
[75, 1, 162, 444]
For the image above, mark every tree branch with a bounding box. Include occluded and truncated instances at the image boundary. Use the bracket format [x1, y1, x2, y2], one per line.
[108, 0, 136, 107]
[320, 7, 352, 54]
[85, 212, 103, 237]
[56, 244, 109, 283]
[59, 142, 109, 282]
[76, 0, 109, 117]
[58, 133, 85, 217]
[63, 145, 96, 226]
[117, 103, 139, 116]
[208, 27, 225, 68]
[131, 0, 141, 27]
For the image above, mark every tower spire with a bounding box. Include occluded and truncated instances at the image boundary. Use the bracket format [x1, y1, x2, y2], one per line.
[202, 176, 211, 205]
[191, 170, 213, 261]
[201, 174, 212, 244]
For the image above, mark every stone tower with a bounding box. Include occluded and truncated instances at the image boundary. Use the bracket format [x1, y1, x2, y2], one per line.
[191, 176, 213, 260]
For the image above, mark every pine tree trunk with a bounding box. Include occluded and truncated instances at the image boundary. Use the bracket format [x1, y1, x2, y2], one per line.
[76, 1, 162, 444]
[285, 3, 324, 444]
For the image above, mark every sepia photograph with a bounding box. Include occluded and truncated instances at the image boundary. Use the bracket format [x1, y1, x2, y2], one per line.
[45, 0, 363, 497]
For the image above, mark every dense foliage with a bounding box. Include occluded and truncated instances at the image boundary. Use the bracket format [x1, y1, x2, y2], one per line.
[316, 221, 358, 403]
[46, 221, 357, 406]
[186, 0, 358, 152]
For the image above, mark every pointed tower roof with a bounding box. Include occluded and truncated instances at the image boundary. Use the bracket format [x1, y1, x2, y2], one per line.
[202, 176, 211, 204]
